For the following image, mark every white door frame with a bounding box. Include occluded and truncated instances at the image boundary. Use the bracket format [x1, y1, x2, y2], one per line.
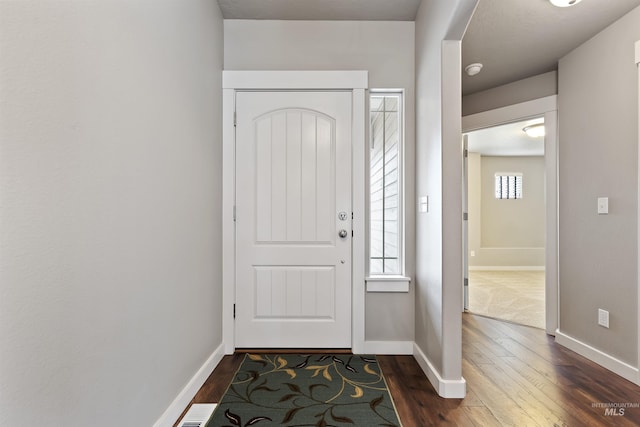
[635, 39, 640, 385]
[462, 95, 559, 336]
[222, 71, 368, 354]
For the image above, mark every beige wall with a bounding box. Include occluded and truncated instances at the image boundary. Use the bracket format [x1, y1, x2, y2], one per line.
[558, 5, 640, 366]
[0, 2, 224, 425]
[463, 71, 558, 116]
[414, 0, 478, 389]
[468, 155, 545, 268]
[224, 20, 416, 343]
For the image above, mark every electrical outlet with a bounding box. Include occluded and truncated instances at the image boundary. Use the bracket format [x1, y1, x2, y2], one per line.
[598, 309, 609, 328]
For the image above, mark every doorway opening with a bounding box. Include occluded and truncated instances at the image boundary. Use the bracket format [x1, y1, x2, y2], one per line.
[462, 96, 558, 336]
[464, 116, 547, 329]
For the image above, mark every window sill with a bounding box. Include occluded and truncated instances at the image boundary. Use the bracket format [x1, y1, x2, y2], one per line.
[365, 276, 411, 293]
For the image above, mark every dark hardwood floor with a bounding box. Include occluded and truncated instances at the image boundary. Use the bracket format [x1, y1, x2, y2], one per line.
[177, 314, 640, 426]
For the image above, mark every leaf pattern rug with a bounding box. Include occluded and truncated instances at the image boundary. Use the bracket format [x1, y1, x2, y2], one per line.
[205, 354, 402, 427]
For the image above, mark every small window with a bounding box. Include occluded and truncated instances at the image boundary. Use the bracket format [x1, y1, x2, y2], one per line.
[495, 173, 523, 199]
[369, 92, 403, 275]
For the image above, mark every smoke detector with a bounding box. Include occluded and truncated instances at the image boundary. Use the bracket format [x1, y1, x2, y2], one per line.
[465, 63, 483, 76]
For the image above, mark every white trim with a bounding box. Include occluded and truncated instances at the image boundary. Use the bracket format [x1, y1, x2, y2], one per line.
[365, 276, 411, 292]
[543, 107, 559, 336]
[636, 39, 640, 388]
[413, 344, 466, 398]
[223, 71, 368, 90]
[366, 275, 412, 282]
[468, 266, 545, 271]
[366, 281, 410, 293]
[352, 87, 367, 354]
[462, 95, 559, 336]
[555, 331, 640, 386]
[222, 88, 236, 354]
[362, 340, 414, 355]
[462, 96, 557, 131]
[153, 344, 225, 427]
[222, 71, 368, 354]
[368, 90, 406, 278]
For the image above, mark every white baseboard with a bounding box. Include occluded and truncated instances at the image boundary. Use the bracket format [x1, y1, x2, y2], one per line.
[468, 266, 545, 271]
[362, 340, 413, 355]
[555, 330, 639, 385]
[153, 343, 225, 427]
[413, 343, 466, 398]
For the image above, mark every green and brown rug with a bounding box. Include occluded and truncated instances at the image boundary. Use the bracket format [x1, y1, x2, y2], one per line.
[205, 354, 401, 427]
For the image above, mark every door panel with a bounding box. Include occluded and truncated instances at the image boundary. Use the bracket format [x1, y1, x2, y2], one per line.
[253, 266, 335, 318]
[235, 91, 352, 348]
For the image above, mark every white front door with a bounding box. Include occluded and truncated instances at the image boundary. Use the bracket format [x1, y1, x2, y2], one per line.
[235, 91, 353, 348]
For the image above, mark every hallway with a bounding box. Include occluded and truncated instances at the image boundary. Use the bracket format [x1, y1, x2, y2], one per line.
[178, 314, 640, 426]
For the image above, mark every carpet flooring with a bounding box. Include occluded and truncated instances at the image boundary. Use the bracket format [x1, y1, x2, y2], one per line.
[467, 270, 545, 329]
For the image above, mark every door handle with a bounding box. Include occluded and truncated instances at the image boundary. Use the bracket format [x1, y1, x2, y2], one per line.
[338, 229, 348, 238]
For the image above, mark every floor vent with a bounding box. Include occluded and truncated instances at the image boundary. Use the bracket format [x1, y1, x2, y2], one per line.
[177, 403, 217, 427]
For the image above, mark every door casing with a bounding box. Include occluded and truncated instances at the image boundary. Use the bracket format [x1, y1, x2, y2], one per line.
[222, 70, 368, 353]
[462, 95, 559, 336]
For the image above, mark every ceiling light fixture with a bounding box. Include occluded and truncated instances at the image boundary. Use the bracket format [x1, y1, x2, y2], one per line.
[523, 123, 545, 138]
[465, 63, 483, 76]
[549, 0, 582, 7]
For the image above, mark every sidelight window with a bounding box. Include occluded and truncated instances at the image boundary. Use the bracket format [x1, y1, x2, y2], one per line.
[369, 92, 403, 275]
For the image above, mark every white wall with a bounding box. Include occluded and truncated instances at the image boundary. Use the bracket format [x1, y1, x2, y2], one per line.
[224, 20, 415, 344]
[468, 156, 545, 268]
[558, 5, 640, 367]
[414, 0, 478, 396]
[0, 1, 224, 425]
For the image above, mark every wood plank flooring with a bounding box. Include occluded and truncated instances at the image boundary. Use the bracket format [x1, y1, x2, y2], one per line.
[178, 314, 640, 426]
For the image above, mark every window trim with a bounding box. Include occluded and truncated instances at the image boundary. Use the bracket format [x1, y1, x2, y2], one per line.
[367, 89, 405, 277]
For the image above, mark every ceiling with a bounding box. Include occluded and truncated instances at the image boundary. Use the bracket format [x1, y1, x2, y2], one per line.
[466, 117, 545, 157]
[462, 0, 640, 95]
[217, 0, 640, 95]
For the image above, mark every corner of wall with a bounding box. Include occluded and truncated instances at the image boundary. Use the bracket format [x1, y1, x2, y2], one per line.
[413, 343, 466, 398]
[153, 345, 226, 427]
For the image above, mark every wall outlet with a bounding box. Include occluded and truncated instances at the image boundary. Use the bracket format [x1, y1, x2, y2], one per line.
[470, 250, 475, 257]
[598, 309, 609, 328]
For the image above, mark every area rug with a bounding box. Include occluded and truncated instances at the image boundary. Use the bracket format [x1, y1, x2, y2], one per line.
[205, 354, 401, 427]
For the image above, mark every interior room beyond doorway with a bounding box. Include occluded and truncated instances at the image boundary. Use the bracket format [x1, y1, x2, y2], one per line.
[465, 117, 546, 329]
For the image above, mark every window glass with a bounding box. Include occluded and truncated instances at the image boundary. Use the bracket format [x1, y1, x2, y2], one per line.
[495, 174, 523, 199]
[370, 93, 403, 275]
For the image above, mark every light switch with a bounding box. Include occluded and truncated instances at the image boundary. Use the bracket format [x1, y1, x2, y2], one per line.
[597, 197, 608, 215]
[419, 196, 428, 213]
